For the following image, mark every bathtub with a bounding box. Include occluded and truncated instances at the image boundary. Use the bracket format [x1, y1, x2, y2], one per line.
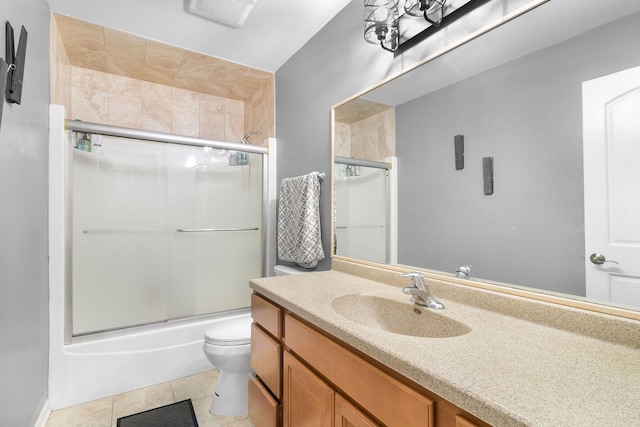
[49, 309, 248, 409]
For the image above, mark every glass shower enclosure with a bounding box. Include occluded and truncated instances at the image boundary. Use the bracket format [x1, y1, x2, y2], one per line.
[71, 132, 264, 336]
[334, 156, 396, 265]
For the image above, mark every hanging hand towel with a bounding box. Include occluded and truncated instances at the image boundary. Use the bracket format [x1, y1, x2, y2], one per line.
[277, 172, 325, 268]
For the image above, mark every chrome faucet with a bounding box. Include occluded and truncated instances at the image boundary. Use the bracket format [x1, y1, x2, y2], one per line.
[401, 272, 444, 310]
[455, 265, 471, 280]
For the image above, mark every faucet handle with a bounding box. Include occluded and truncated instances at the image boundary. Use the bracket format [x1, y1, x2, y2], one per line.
[401, 272, 423, 278]
[400, 272, 426, 289]
[400, 272, 444, 309]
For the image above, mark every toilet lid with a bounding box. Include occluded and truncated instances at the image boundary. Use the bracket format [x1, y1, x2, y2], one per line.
[205, 314, 252, 346]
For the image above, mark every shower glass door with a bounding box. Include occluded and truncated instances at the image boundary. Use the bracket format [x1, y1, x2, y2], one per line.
[72, 135, 263, 335]
[334, 162, 390, 264]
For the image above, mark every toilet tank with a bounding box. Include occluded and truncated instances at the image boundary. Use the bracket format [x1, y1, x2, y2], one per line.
[273, 265, 313, 276]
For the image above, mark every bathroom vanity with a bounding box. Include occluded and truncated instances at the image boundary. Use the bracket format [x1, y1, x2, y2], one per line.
[249, 292, 486, 427]
[248, 264, 640, 427]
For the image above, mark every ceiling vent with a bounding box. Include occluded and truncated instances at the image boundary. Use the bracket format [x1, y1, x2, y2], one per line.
[185, 0, 258, 28]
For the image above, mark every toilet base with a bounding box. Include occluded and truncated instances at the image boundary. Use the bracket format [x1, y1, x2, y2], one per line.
[209, 370, 249, 416]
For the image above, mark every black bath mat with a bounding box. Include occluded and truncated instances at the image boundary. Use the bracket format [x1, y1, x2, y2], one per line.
[117, 399, 199, 427]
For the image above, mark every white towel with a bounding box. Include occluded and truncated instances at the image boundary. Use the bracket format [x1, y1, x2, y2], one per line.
[277, 172, 325, 268]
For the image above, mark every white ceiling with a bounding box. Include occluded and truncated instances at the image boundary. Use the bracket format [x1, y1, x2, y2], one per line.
[47, 0, 352, 72]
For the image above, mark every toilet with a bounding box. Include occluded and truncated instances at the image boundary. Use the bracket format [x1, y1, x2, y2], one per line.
[203, 312, 252, 416]
[273, 264, 313, 276]
[202, 265, 312, 416]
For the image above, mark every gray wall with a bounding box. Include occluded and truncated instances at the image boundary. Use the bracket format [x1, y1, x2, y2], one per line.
[275, 0, 523, 270]
[275, 1, 381, 271]
[0, 0, 51, 424]
[397, 13, 640, 295]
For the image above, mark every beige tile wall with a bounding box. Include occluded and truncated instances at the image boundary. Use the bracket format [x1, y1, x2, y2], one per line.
[334, 121, 352, 158]
[51, 13, 275, 145]
[335, 109, 396, 162]
[69, 66, 245, 141]
[246, 80, 275, 144]
[50, 15, 71, 113]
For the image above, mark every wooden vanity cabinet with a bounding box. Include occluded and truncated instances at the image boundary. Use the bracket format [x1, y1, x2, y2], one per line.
[455, 415, 483, 427]
[282, 351, 334, 427]
[249, 294, 283, 427]
[248, 376, 279, 427]
[335, 394, 381, 427]
[250, 293, 489, 427]
[283, 350, 381, 427]
[284, 313, 432, 427]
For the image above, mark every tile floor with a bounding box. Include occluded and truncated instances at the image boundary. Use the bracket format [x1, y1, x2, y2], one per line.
[46, 370, 253, 427]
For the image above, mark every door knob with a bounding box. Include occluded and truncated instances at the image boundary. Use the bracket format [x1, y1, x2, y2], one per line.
[590, 253, 619, 265]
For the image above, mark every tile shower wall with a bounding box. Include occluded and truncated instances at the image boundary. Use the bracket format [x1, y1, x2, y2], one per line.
[335, 108, 396, 162]
[51, 13, 275, 144]
[50, 15, 72, 114]
[69, 67, 245, 141]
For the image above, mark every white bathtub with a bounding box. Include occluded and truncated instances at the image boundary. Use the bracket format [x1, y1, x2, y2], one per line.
[49, 309, 248, 409]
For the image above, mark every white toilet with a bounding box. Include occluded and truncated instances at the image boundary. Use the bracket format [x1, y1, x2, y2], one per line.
[202, 265, 312, 416]
[203, 311, 252, 416]
[273, 264, 313, 276]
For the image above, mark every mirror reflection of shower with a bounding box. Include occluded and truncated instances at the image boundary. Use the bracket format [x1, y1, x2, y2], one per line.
[334, 156, 397, 265]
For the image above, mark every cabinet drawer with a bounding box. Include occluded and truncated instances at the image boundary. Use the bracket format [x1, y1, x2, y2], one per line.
[251, 323, 282, 398]
[285, 314, 434, 427]
[455, 415, 482, 427]
[248, 376, 280, 427]
[252, 293, 282, 339]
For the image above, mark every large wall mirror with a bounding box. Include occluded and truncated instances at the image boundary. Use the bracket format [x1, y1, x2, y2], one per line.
[332, 0, 640, 315]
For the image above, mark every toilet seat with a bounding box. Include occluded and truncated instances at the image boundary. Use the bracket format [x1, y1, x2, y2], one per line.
[204, 314, 252, 346]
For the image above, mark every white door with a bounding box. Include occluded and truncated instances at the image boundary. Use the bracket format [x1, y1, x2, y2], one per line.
[583, 66, 640, 307]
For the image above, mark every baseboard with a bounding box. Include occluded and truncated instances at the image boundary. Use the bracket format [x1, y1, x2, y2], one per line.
[34, 399, 51, 427]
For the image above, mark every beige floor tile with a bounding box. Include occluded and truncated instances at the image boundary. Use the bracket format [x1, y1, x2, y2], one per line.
[225, 417, 252, 427]
[191, 396, 249, 427]
[171, 369, 219, 402]
[112, 381, 175, 423]
[46, 396, 113, 427]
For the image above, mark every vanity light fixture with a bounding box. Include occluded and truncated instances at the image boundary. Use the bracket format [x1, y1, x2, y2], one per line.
[364, 0, 449, 52]
[364, 0, 401, 52]
[404, 0, 446, 26]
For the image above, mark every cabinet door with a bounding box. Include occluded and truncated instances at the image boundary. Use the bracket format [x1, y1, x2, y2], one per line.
[285, 314, 434, 427]
[283, 351, 333, 427]
[335, 394, 381, 427]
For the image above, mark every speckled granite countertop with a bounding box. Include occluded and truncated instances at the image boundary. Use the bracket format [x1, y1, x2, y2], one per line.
[250, 269, 640, 427]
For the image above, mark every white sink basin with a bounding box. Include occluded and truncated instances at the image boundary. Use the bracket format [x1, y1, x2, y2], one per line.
[331, 291, 471, 338]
